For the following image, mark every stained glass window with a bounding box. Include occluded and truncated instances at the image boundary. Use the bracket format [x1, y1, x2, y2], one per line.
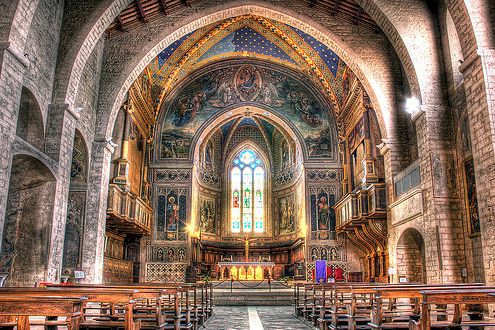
[230, 149, 264, 233]
[231, 167, 241, 233]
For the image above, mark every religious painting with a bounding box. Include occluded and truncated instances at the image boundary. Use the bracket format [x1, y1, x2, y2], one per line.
[279, 195, 295, 234]
[234, 65, 262, 101]
[157, 188, 188, 240]
[160, 62, 337, 161]
[464, 159, 480, 234]
[200, 197, 216, 234]
[160, 132, 191, 159]
[310, 187, 337, 240]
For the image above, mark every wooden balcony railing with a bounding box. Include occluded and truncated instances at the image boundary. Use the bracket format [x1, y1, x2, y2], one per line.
[106, 184, 152, 235]
[335, 183, 387, 229]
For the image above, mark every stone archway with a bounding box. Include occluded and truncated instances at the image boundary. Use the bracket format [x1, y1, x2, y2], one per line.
[16, 86, 45, 151]
[1, 154, 57, 286]
[395, 228, 426, 284]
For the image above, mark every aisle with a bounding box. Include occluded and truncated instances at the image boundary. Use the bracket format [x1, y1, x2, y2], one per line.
[205, 306, 312, 330]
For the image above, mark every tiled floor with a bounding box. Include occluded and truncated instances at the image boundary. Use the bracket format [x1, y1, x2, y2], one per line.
[205, 306, 312, 330]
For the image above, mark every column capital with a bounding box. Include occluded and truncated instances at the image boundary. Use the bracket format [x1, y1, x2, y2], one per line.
[94, 139, 116, 154]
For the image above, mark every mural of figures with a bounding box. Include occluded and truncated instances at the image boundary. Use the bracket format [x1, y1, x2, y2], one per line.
[279, 195, 295, 234]
[310, 188, 337, 240]
[166, 195, 180, 231]
[157, 188, 188, 240]
[160, 63, 337, 160]
[200, 198, 216, 234]
[464, 159, 480, 234]
[234, 65, 262, 101]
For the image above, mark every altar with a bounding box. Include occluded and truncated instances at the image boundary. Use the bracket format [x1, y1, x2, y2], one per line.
[218, 261, 275, 280]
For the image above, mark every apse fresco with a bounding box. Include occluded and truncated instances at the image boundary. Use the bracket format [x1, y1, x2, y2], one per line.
[160, 63, 336, 159]
[310, 190, 336, 240]
[157, 189, 188, 240]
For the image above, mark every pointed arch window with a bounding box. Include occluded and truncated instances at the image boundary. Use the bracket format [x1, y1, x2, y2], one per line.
[231, 149, 265, 233]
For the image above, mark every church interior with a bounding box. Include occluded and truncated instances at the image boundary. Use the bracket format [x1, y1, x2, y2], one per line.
[0, 0, 495, 328]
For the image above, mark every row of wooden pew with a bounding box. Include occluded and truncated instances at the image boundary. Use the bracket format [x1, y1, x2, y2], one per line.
[294, 282, 495, 329]
[0, 282, 213, 329]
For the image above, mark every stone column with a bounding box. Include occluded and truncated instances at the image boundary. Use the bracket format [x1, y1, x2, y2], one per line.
[81, 140, 114, 283]
[459, 49, 495, 286]
[0, 43, 29, 245]
[412, 105, 465, 283]
[45, 103, 80, 282]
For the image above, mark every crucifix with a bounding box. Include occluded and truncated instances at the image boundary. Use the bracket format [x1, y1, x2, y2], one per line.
[237, 236, 257, 262]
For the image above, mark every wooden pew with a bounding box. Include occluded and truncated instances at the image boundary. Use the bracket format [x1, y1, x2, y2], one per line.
[48, 283, 195, 330]
[0, 295, 85, 330]
[368, 284, 486, 329]
[0, 287, 144, 329]
[410, 288, 495, 330]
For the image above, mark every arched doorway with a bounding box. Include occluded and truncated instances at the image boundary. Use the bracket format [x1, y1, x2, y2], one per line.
[2, 154, 56, 286]
[396, 228, 426, 284]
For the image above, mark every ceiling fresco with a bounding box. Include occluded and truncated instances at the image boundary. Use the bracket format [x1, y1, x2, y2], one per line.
[147, 15, 347, 110]
[159, 62, 337, 161]
[138, 14, 371, 162]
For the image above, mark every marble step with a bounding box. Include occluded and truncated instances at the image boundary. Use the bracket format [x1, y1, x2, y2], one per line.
[213, 290, 294, 306]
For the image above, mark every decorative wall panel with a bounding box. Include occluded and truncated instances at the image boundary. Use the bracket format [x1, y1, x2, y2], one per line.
[156, 188, 188, 240]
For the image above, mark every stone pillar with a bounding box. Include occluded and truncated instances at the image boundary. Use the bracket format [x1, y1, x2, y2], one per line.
[412, 105, 465, 283]
[459, 49, 495, 287]
[45, 103, 80, 282]
[81, 140, 114, 283]
[0, 43, 29, 245]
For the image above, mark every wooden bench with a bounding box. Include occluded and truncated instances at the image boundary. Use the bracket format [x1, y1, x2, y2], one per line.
[0, 287, 145, 329]
[0, 295, 85, 330]
[368, 284, 486, 329]
[48, 283, 196, 330]
[410, 288, 495, 330]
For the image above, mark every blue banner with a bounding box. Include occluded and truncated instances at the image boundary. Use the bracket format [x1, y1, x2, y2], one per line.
[315, 260, 327, 283]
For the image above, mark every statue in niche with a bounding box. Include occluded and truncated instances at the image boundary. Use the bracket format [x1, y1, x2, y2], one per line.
[318, 195, 330, 230]
[311, 247, 318, 262]
[330, 247, 338, 261]
[156, 248, 164, 262]
[166, 196, 179, 231]
[167, 248, 175, 262]
[200, 200, 215, 233]
[178, 248, 186, 262]
[321, 248, 328, 260]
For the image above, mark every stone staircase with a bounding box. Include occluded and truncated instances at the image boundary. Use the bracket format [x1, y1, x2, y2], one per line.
[211, 280, 294, 306]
